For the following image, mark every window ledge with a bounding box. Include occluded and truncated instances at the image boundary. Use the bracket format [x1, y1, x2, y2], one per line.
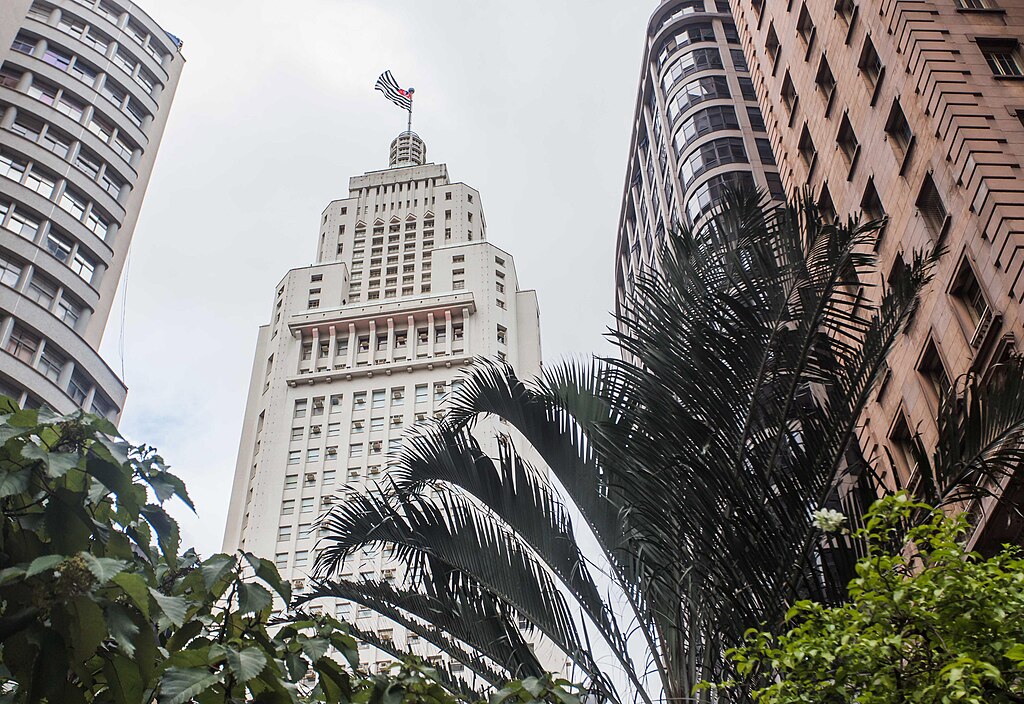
[993, 74, 1024, 81]
[955, 7, 1006, 14]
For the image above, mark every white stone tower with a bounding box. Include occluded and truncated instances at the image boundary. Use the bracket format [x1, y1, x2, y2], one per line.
[222, 131, 543, 675]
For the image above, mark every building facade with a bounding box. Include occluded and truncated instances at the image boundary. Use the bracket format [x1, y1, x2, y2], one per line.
[222, 132, 544, 674]
[0, 0, 183, 417]
[729, 0, 1024, 548]
[614, 0, 784, 312]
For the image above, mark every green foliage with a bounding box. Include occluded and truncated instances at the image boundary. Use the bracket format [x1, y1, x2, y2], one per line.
[714, 494, 1024, 703]
[488, 675, 580, 704]
[0, 401, 359, 702]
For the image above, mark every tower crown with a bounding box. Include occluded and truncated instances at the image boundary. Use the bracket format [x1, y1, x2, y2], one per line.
[389, 131, 427, 167]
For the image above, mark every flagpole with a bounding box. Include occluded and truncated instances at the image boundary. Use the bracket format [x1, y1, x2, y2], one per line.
[407, 105, 412, 134]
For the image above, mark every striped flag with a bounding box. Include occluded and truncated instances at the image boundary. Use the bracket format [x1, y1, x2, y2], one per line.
[375, 71, 414, 112]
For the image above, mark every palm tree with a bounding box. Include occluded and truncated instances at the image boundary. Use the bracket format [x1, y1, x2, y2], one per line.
[305, 190, 1024, 702]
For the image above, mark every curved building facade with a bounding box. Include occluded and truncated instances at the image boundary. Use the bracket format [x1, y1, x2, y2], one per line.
[0, 0, 183, 417]
[614, 0, 782, 314]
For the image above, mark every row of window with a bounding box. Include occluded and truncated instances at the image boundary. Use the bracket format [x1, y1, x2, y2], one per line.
[10, 35, 153, 129]
[59, 0, 173, 65]
[3, 322, 114, 416]
[0, 198, 98, 286]
[656, 19, 740, 69]
[0, 251, 85, 329]
[0, 66, 140, 164]
[292, 384, 457, 420]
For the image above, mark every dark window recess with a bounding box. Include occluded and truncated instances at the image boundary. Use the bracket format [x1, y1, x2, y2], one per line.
[884, 99, 914, 159]
[917, 340, 952, 403]
[858, 35, 883, 88]
[756, 138, 776, 165]
[782, 72, 799, 115]
[798, 125, 816, 167]
[916, 174, 948, 236]
[837, 114, 859, 164]
[747, 106, 767, 131]
[819, 184, 836, 223]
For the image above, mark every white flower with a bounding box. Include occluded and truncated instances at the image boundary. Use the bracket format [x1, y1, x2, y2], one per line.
[812, 508, 847, 533]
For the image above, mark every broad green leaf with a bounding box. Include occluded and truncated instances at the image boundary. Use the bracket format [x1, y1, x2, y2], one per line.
[224, 647, 268, 684]
[0, 466, 31, 498]
[158, 667, 223, 704]
[298, 636, 330, 662]
[1006, 644, 1024, 662]
[21, 443, 80, 478]
[243, 552, 292, 603]
[0, 566, 26, 585]
[149, 588, 188, 627]
[198, 554, 236, 591]
[103, 654, 144, 704]
[140, 504, 181, 560]
[112, 572, 151, 619]
[26, 555, 65, 578]
[237, 582, 273, 615]
[104, 604, 140, 657]
[66, 595, 106, 663]
[80, 553, 128, 582]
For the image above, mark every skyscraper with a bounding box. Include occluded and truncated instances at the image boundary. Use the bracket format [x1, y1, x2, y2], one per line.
[0, 0, 183, 418]
[614, 0, 783, 314]
[222, 131, 543, 673]
[730, 0, 1024, 548]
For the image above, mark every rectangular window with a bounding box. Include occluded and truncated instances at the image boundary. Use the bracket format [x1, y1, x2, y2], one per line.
[26, 274, 56, 308]
[294, 399, 308, 418]
[415, 384, 428, 403]
[300, 498, 314, 514]
[836, 114, 859, 165]
[284, 474, 298, 489]
[798, 125, 816, 169]
[307, 448, 320, 463]
[796, 4, 815, 45]
[858, 36, 884, 90]
[275, 553, 288, 568]
[917, 340, 951, 403]
[327, 422, 340, 438]
[291, 427, 304, 441]
[294, 550, 309, 567]
[281, 500, 295, 516]
[371, 389, 386, 408]
[288, 451, 301, 465]
[979, 40, 1024, 77]
[350, 443, 363, 457]
[884, 99, 914, 163]
[6, 326, 39, 363]
[916, 174, 948, 236]
[781, 72, 798, 116]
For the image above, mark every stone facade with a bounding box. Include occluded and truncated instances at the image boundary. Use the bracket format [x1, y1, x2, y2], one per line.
[730, 0, 1024, 547]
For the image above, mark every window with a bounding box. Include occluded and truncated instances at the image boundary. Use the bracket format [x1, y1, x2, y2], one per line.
[294, 550, 309, 567]
[0, 255, 22, 288]
[71, 251, 96, 283]
[678, 137, 749, 189]
[818, 185, 836, 224]
[66, 369, 88, 405]
[291, 427, 304, 441]
[278, 525, 293, 542]
[26, 274, 56, 308]
[781, 71, 798, 117]
[415, 384, 428, 403]
[766, 23, 781, 68]
[835, 0, 857, 23]
[950, 259, 993, 347]
[916, 174, 948, 237]
[861, 178, 887, 235]
[43, 46, 72, 72]
[288, 450, 301, 466]
[674, 106, 740, 153]
[294, 399, 308, 418]
[798, 125, 816, 169]
[888, 412, 922, 485]
[836, 114, 859, 165]
[11, 35, 36, 56]
[917, 340, 951, 403]
[815, 56, 836, 107]
[300, 498, 314, 514]
[281, 500, 295, 516]
[0, 67, 23, 90]
[38, 345, 65, 383]
[284, 474, 298, 489]
[6, 209, 40, 241]
[275, 553, 288, 568]
[979, 40, 1023, 77]
[59, 188, 87, 220]
[858, 36, 883, 90]
[884, 99, 914, 162]
[307, 448, 320, 463]
[796, 4, 815, 45]
[350, 443, 363, 458]
[686, 171, 755, 221]
[58, 295, 83, 329]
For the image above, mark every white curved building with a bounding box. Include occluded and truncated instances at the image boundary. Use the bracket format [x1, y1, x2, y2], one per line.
[614, 0, 782, 313]
[0, 0, 182, 417]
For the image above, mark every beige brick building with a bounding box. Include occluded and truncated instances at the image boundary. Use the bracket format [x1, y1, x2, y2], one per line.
[730, 0, 1024, 548]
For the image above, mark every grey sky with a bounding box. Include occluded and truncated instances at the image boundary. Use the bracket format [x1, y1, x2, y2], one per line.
[98, 0, 653, 557]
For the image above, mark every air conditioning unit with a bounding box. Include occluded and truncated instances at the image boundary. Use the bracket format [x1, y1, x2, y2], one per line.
[392, 390, 404, 399]
[326, 447, 337, 456]
[370, 441, 382, 451]
[970, 306, 998, 349]
[416, 413, 426, 421]
[305, 473, 316, 483]
[434, 384, 446, 393]
[311, 425, 321, 434]
[292, 578, 305, 590]
[322, 496, 334, 506]
[391, 416, 402, 425]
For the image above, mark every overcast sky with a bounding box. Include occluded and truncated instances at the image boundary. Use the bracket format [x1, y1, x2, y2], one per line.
[97, 0, 653, 557]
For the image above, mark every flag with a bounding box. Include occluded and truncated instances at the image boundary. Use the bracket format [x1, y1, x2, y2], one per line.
[375, 71, 415, 112]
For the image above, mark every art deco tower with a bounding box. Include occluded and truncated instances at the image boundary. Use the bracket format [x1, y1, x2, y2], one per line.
[614, 0, 783, 314]
[223, 131, 543, 674]
[729, 0, 1024, 548]
[0, 0, 183, 418]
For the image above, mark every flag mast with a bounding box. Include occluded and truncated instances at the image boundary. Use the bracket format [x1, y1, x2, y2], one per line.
[406, 87, 415, 134]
